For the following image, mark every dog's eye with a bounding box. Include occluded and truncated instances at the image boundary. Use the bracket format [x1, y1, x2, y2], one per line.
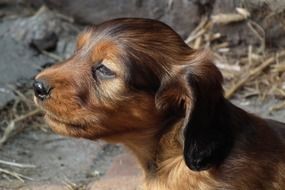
[92, 64, 115, 80]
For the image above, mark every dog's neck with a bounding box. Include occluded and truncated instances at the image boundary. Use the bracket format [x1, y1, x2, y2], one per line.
[109, 119, 185, 176]
[107, 99, 237, 175]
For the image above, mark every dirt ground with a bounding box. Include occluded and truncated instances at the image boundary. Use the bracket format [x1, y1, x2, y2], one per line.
[1, 132, 123, 189]
[1, 1, 285, 190]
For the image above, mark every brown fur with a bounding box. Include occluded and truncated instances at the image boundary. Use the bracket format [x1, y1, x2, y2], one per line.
[34, 18, 285, 190]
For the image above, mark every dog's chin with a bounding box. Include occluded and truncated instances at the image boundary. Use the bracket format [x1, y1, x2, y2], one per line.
[44, 114, 109, 139]
[44, 114, 71, 136]
[44, 114, 87, 137]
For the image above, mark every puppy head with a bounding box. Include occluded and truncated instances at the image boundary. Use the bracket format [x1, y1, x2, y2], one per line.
[34, 18, 188, 139]
[34, 18, 232, 170]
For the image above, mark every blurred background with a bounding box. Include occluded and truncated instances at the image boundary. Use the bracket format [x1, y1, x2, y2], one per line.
[0, 0, 285, 189]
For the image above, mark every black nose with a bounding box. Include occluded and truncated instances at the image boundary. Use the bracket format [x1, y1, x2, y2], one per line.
[33, 80, 51, 100]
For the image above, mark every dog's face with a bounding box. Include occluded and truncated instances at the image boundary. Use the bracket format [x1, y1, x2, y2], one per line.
[34, 18, 188, 139]
[34, 18, 231, 171]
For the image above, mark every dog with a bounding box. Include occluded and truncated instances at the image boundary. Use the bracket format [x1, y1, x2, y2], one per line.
[33, 18, 285, 190]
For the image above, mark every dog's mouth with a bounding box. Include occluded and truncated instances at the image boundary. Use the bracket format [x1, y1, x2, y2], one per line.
[45, 114, 67, 125]
[44, 112, 107, 139]
[34, 96, 88, 136]
[44, 113, 85, 130]
[34, 97, 107, 139]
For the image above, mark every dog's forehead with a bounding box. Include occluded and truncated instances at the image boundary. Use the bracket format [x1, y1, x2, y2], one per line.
[74, 19, 185, 78]
[76, 29, 122, 63]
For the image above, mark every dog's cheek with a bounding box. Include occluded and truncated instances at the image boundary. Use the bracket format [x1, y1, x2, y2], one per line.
[44, 116, 71, 136]
[99, 79, 126, 101]
[76, 83, 93, 107]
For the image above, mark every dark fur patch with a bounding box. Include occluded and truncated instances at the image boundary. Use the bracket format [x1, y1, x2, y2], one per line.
[183, 97, 234, 171]
[182, 63, 234, 171]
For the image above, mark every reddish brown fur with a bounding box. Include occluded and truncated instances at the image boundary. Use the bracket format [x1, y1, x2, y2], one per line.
[34, 18, 285, 190]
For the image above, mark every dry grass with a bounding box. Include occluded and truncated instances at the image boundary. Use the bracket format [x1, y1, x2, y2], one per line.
[0, 86, 44, 182]
[185, 7, 285, 111]
[0, 86, 43, 148]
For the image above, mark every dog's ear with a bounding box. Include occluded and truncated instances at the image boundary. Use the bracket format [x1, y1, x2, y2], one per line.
[155, 50, 234, 171]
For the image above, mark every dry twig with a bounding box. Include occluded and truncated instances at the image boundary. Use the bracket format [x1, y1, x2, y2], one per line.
[40, 50, 64, 62]
[247, 21, 266, 54]
[269, 102, 285, 112]
[212, 8, 250, 24]
[0, 160, 35, 168]
[0, 168, 33, 182]
[0, 108, 41, 147]
[225, 54, 281, 98]
[6, 85, 32, 105]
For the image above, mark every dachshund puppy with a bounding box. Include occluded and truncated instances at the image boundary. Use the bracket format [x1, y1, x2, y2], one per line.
[33, 18, 285, 190]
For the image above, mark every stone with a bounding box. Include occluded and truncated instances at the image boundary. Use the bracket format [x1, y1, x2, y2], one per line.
[87, 176, 142, 190]
[104, 153, 141, 178]
[29, 0, 201, 38]
[30, 32, 58, 52]
[17, 0, 285, 45]
[0, 6, 78, 108]
[8, 6, 77, 45]
[87, 153, 142, 190]
[0, 36, 51, 108]
[18, 183, 66, 190]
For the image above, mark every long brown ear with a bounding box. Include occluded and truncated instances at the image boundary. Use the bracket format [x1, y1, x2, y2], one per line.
[155, 50, 234, 171]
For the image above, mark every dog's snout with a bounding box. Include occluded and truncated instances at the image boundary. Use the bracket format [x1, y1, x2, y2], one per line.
[33, 79, 51, 100]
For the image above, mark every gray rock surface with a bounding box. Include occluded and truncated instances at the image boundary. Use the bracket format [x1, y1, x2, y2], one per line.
[0, 127, 122, 187]
[7, 6, 79, 44]
[9, 7, 62, 44]
[32, 0, 201, 38]
[233, 98, 285, 122]
[0, 7, 78, 108]
[0, 35, 51, 108]
[0, 18, 53, 108]
[23, 0, 285, 51]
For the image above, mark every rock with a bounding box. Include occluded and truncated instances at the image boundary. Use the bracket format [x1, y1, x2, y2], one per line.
[30, 32, 58, 52]
[0, 35, 51, 108]
[8, 6, 77, 45]
[87, 153, 142, 190]
[56, 36, 76, 58]
[0, 0, 17, 5]
[8, 6, 60, 44]
[28, 0, 201, 38]
[103, 153, 141, 178]
[0, 6, 79, 108]
[0, 87, 15, 109]
[24, 0, 285, 48]
[87, 176, 142, 190]
[18, 183, 66, 190]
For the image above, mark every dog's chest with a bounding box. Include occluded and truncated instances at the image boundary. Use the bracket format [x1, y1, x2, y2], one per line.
[141, 158, 218, 190]
[142, 175, 216, 190]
